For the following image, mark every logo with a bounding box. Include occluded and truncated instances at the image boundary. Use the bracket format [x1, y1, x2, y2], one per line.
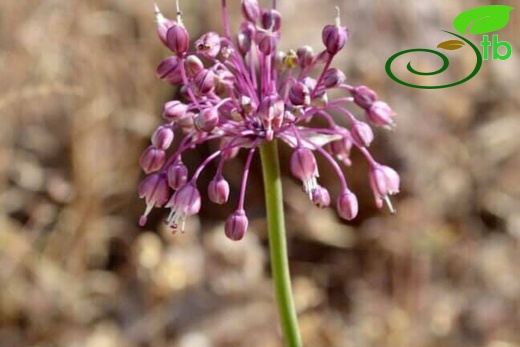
[385, 5, 515, 89]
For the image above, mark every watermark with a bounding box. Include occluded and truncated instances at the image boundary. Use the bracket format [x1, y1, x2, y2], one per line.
[385, 5, 515, 89]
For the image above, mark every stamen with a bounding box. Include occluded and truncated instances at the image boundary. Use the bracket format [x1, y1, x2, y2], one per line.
[383, 195, 396, 214]
[335, 6, 341, 26]
[175, 0, 183, 23]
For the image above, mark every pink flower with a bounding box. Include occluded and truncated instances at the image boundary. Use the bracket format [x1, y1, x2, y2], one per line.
[138, 1, 400, 238]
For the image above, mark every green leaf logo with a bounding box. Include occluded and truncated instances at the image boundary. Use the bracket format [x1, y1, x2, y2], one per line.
[437, 40, 465, 50]
[453, 5, 514, 35]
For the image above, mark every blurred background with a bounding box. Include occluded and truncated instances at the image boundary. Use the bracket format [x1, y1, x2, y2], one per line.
[1, 0, 519, 346]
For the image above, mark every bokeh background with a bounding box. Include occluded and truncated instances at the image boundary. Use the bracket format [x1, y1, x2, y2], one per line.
[1, 0, 519, 346]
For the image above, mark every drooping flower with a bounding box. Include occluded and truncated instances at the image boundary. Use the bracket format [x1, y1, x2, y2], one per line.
[138, 0, 400, 239]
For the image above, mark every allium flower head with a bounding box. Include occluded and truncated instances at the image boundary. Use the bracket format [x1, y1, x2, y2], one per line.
[139, 0, 400, 239]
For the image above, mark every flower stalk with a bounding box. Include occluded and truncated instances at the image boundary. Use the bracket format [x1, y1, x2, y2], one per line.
[260, 140, 302, 347]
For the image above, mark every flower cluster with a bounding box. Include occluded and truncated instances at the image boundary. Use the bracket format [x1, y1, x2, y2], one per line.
[139, 0, 400, 240]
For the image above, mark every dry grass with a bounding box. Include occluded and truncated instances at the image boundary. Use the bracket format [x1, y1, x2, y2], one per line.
[1, 0, 519, 346]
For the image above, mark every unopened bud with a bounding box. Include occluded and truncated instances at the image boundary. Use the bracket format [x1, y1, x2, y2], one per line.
[352, 85, 378, 109]
[140, 146, 166, 173]
[261, 9, 282, 32]
[297, 45, 314, 68]
[214, 68, 235, 94]
[322, 8, 349, 55]
[157, 56, 183, 85]
[237, 31, 252, 55]
[237, 22, 255, 55]
[184, 55, 204, 77]
[274, 51, 286, 71]
[322, 68, 346, 88]
[312, 186, 331, 208]
[194, 69, 215, 95]
[151, 125, 174, 150]
[367, 101, 396, 128]
[166, 22, 190, 54]
[337, 190, 358, 220]
[163, 100, 189, 121]
[155, 4, 174, 46]
[167, 162, 188, 189]
[225, 209, 248, 241]
[256, 30, 276, 55]
[241, 0, 260, 23]
[289, 82, 310, 106]
[208, 177, 230, 204]
[350, 121, 374, 147]
[194, 107, 219, 132]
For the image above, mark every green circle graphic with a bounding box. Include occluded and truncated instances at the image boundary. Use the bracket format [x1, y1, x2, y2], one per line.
[385, 31, 483, 89]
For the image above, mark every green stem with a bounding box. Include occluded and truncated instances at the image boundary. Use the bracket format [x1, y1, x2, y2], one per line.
[259, 140, 303, 347]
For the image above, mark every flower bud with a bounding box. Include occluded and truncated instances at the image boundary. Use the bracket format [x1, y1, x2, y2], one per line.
[194, 107, 219, 132]
[312, 186, 331, 208]
[337, 190, 358, 220]
[237, 31, 252, 55]
[297, 45, 314, 69]
[241, 0, 260, 23]
[225, 209, 248, 241]
[367, 101, 396, 129]
[327, 136, 353, 166]
[352, 85, 378, 109]
[368, 165, 399, 212]
[322, 68, 346, 88]
[177, 113, 195, 132]
[167, 162, 188, 189]
[166, 183, 201, 230]
[195, 31, 221, 58]
[261, 9, 282, 32]
[193, 69, 215, 95]
[151, 125, 174, 150]
[369, 165, 400, 198]
[163, 100, 189, 121]
[258, 94, 284, 140]
[256, 30, 276, 55]
[290, 148, 319, 196]
[290, 148, 317, 181]
[350, 121, 374, 147]
[274, 51, 286, 71]
[289, 82, 310, 106]
[237, 22, 255, 55]
[138, 173, 170, 226]
[184, 55, 204, 77]
[166, 22, 190, 54]
[208, 177, 230, 204]
[154, 4, 174, 46]
[157, 56, 183, 85]
[214, 68, 235, 94]
[140, 146, 166, 173]
[322, 23, 348, 55]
